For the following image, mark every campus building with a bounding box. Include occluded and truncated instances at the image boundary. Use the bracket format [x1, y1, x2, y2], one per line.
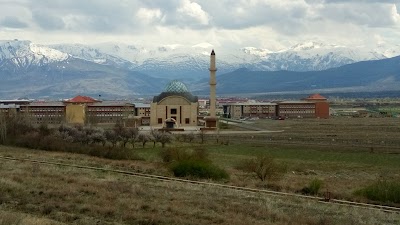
[223, 102, 277, 119]
[20, 102, 65, 124]
[133, 103, 151, 126]
[223, 94, 330, 119]
[1, 96, 135, 125]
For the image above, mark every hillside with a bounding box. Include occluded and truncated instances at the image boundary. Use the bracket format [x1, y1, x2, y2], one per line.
[200, 55, 400, 95]
[1, 145, 398, 225]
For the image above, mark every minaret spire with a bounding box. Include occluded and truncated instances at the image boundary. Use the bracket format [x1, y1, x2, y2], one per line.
[204, 49, 218, 129]
[209, 49, 217, 118]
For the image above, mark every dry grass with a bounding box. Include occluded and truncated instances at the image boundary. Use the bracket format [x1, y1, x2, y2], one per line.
[0, 210, 67, 225]
[246, 117, 400, 149]
[0, 146, 399, 225]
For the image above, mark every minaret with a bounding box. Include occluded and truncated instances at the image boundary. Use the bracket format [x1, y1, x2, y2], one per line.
[204, 49, 218, 129]
[209, 49, 217, 118]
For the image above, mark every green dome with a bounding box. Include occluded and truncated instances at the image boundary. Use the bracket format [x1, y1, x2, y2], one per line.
[164, 80, 189, 93]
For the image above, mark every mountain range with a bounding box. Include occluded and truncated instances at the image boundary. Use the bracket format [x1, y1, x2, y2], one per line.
[0, 39, 399, 98]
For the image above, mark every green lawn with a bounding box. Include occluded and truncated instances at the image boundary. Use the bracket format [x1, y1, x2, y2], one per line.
[136, 143, 400, 170]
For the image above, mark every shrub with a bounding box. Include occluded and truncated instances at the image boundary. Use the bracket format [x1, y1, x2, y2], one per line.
[354, 180, 400, 204]
[170, 160, 229, 180]
[301, 179, 323, 196]
[160, 147, 209, 163]
[160, 148, 191, 163]
[14, 131, 141, 161]
[13, 132, 41, 149]
[182, 133, 195, 143]
[237, 154, 286, 182]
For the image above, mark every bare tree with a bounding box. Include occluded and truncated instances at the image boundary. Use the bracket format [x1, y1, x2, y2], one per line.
[0, 114, 7, 144]
[87, 127, 106, 146]
[105, 130, 119, 148]
[198, 129, 206, 144]
[126, 128, 139, 148]
[183, 132, 195, 143]
[150, 129, 173, 148]
[243, 155, 287, 182]
[150, 129, 161, 147]
[137, 133, 150, 148]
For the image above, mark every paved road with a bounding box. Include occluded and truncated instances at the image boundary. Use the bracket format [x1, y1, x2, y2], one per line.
[137, 120, 284, 134]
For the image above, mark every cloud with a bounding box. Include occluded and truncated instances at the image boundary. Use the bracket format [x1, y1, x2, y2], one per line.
[318, 2, 400, 27]
[32, 10, 65, 30]
[176, 0, 210, 26]
[0, 0, 398, 49]
[136, 8, 163, 24]
[0, 16, 28, 28]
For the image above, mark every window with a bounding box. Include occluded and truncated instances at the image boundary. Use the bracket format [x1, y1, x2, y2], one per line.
[170, 108, 177, 114]
[185, 118, 190, 124]
[158, 118, 163, 124]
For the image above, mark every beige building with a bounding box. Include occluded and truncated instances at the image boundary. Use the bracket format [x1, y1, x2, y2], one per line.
[150, 80, 199, 128]
[134, 103, 151, 126]
[223, 94, 330, 119]
[20, 102, 65, 124]
[223, 102, 277, 119]
[10, 96, 135, 125]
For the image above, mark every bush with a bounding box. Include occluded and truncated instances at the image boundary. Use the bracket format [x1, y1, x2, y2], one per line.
[354, 180, 400, 204]
[301, 179, 323, 196]
[160, 147, 209, 163]
[237, 154, 286, 182]
[170, 160, 229, 180]
[13, 131, 141, 161]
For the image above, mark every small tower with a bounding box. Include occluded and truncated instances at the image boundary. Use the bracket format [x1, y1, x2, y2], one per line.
[204, 49, 218, 129]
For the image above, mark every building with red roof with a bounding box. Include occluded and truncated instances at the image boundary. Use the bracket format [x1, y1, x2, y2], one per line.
[63, 95, 100, 104]
[302, 93, 328, 101]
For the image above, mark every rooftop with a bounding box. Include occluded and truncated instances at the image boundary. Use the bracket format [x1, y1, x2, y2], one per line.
[303, 93, 327, 100]
[64, 95, 99, 103]
[28, 102, 65, 107]
[223, 102, 277, 106]
[89, 101, 134, 107]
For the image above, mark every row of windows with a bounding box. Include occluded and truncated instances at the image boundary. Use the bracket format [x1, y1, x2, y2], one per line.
[279, 105, 314, 109]
[279, 110, 315, 113]
[35, 117, 63, 121]
[89, 113, 125, 117]
[88, 108, 134, 112]
[245, 109, 275, 112]
[34, 114, 64, 117]
[22, 109, 64, 112]
[30, 112, 65, 115]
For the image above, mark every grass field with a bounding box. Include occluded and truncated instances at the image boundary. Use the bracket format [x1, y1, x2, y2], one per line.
[1, 117, 400, 224]
[1, 146, 399, 225]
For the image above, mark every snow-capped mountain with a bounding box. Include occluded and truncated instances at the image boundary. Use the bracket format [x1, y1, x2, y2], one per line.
[51, 42, 258, 80]
[0, 40, 166, 98]
[51, 41, 395, 80]
[1, 39, 400, 98]
[0, 40, 69, 73]
[245, 42, 387, 71]
[50, 43, 134, 68]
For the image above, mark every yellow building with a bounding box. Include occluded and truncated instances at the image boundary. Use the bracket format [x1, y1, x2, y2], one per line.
[134, 103, 151, 126]
[150, 80, 199, 128]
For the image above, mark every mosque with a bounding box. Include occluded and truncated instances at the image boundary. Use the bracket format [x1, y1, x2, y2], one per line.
[150, 80, 199, 128]
[149, 50, 218, 130]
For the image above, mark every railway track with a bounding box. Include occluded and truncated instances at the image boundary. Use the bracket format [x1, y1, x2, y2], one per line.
[1, 155, 399, 214]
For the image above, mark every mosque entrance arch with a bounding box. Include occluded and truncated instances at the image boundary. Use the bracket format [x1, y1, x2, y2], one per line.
[164, 118, 177, 129]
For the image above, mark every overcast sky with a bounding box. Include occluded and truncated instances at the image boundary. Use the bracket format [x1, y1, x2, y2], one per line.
[0, 0, 399, 50]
